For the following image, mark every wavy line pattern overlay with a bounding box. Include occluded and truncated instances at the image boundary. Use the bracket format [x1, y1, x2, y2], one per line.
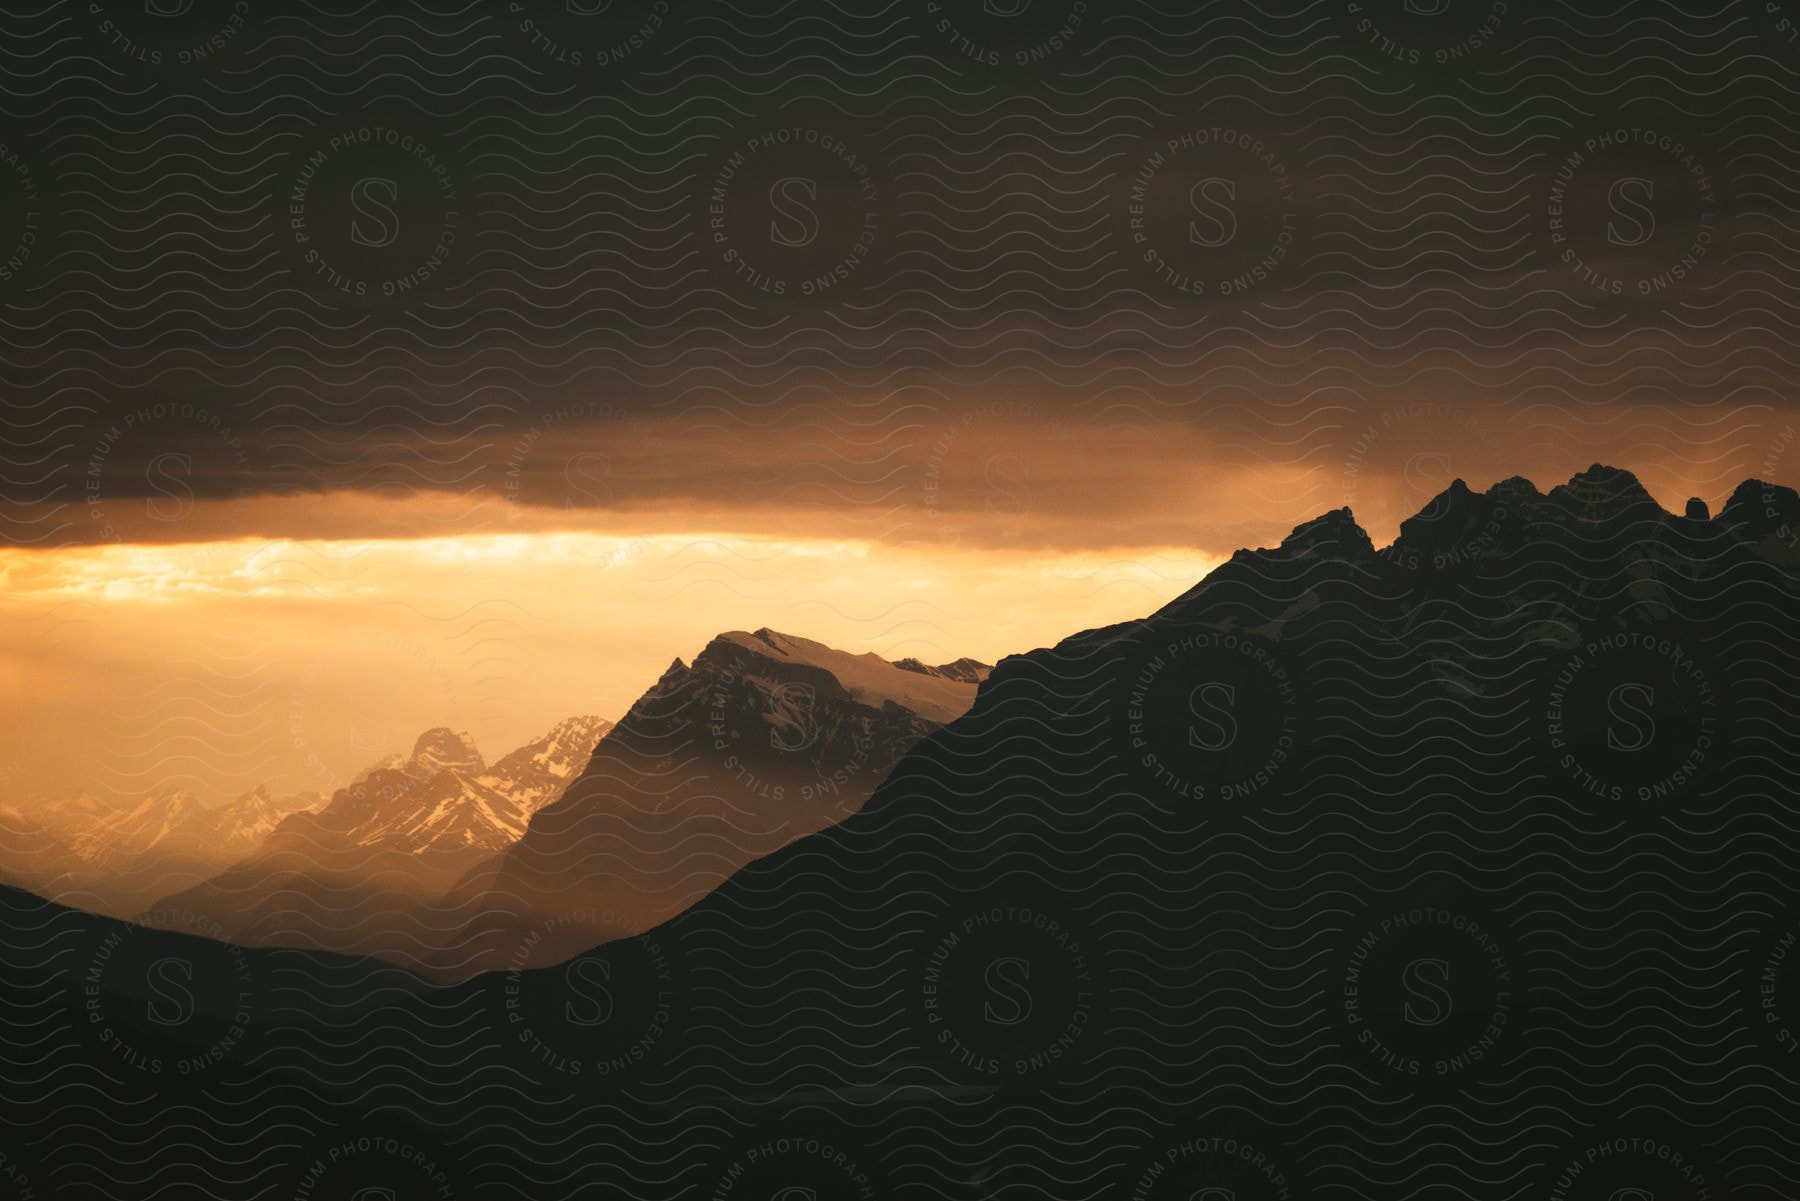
[2, 2, 1800, 1199]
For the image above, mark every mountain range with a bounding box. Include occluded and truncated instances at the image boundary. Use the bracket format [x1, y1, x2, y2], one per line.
[140, 715, 615, 960]
[108, 631, 984, 973]
[428, 628, 989, 973]
[0, 782, 324, 915]
[438, 465, 1789, 1192]
[9, 468, 1800, 1201]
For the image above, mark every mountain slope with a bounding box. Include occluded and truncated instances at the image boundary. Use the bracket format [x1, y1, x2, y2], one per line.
[428, 628, 987, 973]
[470, 466, 1799, 1194]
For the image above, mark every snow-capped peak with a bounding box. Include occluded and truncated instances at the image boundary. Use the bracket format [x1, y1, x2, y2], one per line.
[405, 727, 486, 780]
[320, 715, 613, 857]
[488, 714, 611, 789]
[710, 628, 984, 725]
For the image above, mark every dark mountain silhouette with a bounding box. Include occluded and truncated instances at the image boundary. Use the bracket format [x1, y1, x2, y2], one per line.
[8, 468, 1800, 1201]
[426, 628, 988, 974]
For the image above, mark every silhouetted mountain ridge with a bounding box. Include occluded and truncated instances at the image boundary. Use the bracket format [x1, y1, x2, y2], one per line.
[529, 464, 1800, 1156]
[9, 468, 1800, 1201]
[427, 627, 986, 972]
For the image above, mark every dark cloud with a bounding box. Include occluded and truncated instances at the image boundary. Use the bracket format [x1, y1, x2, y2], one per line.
[0, 0, 1794, 554]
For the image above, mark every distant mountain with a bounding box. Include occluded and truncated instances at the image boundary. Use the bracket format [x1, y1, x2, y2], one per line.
[0, 783, 324, 916]
[144, 716, 612, 960]
[427, 628, 989, 974]
[35, 783, 322, 867]
[303, 719, 609, 856]
[145, 628, 987, 976]
[346, 726, 484, 793]
[894, 655, 992, 684]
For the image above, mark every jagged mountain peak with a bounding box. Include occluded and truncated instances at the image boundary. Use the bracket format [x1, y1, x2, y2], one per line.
[1282, 506, 1375, 557]
[705, 627, 984, 725]
[340, 726, 484, 792]
[1380, 466, 1800, 569]
[1718, 477, 1800, 542]
[715, 627, 837, 662]
[1566, 461, 1648, 490]
[486, 714, 612, 792]
[1546, 462, 1661, 516]
[445, 627, 990, 969]
[1222, 506, 1376, 568]
[543, 713, 609, 737]
[1488, 474, 1544, 501]
[293, 715, 614, 858]
[407, 727, 485, 777]
[1163, 465, 1795, 625]
[1388, 473, 1532, 561]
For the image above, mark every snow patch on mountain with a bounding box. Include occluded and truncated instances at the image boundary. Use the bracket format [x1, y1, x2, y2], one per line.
[715, 629, 987, 725]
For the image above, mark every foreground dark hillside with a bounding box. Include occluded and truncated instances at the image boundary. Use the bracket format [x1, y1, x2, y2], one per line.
[7, 468, 1800, 1201]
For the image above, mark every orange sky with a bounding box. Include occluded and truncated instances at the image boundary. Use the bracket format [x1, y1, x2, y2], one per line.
[0, 522, 1217, 805]
[4, 403, 1794, 808]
